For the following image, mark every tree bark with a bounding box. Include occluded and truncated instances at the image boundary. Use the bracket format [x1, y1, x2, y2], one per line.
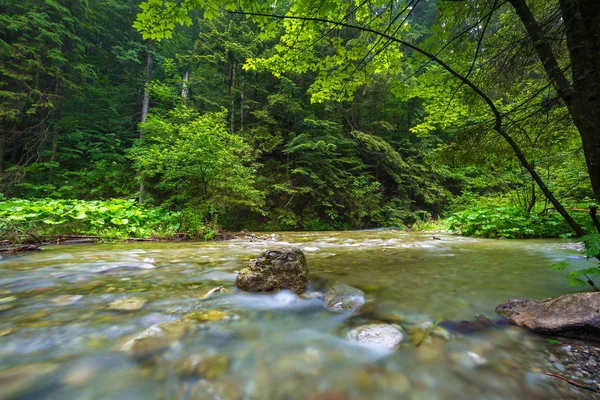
[139, 47, 153, 203]
[240, 80, 245, 131]
[182, 70, 189, 104]
[229, 61, 236, 132]
[141, 51, 153, 127]
[508, 0, 600, 203]
[48, 76, 63, 183]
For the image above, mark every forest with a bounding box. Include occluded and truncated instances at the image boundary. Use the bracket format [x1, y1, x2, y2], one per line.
[1, 0, 599, 241]
[2, 1, 600, 398]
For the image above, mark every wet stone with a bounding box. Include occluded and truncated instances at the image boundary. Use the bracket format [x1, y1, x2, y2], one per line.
[177, 353, 230, 379]
[348, 324, 404, 349]
[184, 310, 228, 322]
[108, 297, 147, 311]
[235, 247, 309, 294]
[323, 284, 366, 312]
[120, 320, 196, 359]
[201, 286, 231, 299]
[0, 363, 59, 398]
[53, 295, 83, 306]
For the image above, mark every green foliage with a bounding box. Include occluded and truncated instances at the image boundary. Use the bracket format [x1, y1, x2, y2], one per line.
[130, 107, 263, 222]
[552, 234, 600, 290]
[446, 205, 583, 239]
[411, 218, 449, 232]
[0, 198, 202, 242]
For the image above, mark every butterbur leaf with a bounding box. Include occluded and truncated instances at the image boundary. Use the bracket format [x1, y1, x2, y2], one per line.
[569, 267, 600, 277]
[567, 276, 586, 287]
[551, 261, 569, 271]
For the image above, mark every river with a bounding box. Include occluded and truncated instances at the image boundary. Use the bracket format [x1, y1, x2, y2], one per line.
[0, 231, 596, 399]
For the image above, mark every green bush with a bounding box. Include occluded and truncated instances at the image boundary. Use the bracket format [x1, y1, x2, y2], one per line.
[0, 198, 208, 243]
[446, 205, 593, 239]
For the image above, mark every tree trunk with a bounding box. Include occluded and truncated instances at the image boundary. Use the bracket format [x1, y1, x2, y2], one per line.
[0, 136, 4, 174]
[229, 61, 236, 132]
[141, 51, 152, 126]
[48, 76, 63, 183]
[182, 70, 189, 104]
[508, 0, 600, 203]
[558, 0, 600, 204]
[240, 80, 245, 131]
[139, 48, 153, 203]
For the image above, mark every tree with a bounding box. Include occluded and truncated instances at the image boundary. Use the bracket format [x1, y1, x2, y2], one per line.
[133, 0, 599, 236]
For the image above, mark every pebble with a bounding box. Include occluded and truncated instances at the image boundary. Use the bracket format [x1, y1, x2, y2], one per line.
[107, 297, 147, 311]
[552, 362, 565, 372]
[53, 295, 83, 306]
[184, 310, 228, 322]
[201, 286, 231, 299]
[348, 324, 404, 349]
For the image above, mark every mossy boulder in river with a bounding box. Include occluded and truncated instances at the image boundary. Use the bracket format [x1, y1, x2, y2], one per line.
[496, 292, 600, 342]
[235, 247, 308, 294]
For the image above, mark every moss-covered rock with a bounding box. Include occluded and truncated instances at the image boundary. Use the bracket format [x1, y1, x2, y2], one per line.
[235, 247, 308, 294]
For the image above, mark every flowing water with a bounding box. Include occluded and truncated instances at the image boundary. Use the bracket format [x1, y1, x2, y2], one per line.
[0, 231, 596, 399]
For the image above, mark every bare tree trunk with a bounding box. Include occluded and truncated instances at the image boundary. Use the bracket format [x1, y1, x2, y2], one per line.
[48, 77, 63, 184]
[240, 80, 245, 131]
[229, 62, 236, 132]
[141, 52, 152, 126]
[138, 48, 153, 204]
[0, 136, 4, 174]
[182, 70, 189, 104]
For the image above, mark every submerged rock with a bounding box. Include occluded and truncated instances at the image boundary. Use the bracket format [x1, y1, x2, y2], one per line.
[323, 284, 366, 312]
[120, 320, 196, 359]
[348, 324, 404, 349]
[496, 292, 600, 341]
[235, 247, 308, 294]
[408, 321, 451, 346]
[108, 297, 147, 311]
[201, 286, 231, 299]
[178, 353, 229, 379]
[184, 310, 228, 322]
[0, 363, 59, 398]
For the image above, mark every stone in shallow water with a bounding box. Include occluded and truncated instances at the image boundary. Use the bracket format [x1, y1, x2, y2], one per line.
[348, 324, 404, 349]
[53, 295, 83, 306]
[449, 351, 488, 370]
[323, 284, 366, 312]
[188, 378, 241, 400]
[177, 353, 229, 379]
[108, 297, 147, 311]
[0, 363, 59, 398]
[201, 286, 231, 299]
[496, 292, 600, 341]
[235, 247, 308, 294]
[184, 310, 228, 322]
[120, 320, 196, 359]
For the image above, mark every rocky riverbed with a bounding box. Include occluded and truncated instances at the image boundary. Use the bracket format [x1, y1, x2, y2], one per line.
[0, 231, 599, 399]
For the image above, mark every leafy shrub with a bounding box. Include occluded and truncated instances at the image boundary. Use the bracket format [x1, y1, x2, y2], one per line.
[0, 198, 208, 242]
[446, 205, 592, 239]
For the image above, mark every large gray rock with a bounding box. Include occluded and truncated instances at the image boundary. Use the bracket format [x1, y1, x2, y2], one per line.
[348, 324, 404, 349]
[496, 292, 600, 341]
[323, 283, 366, 312]
[235, 247, 308, 294]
